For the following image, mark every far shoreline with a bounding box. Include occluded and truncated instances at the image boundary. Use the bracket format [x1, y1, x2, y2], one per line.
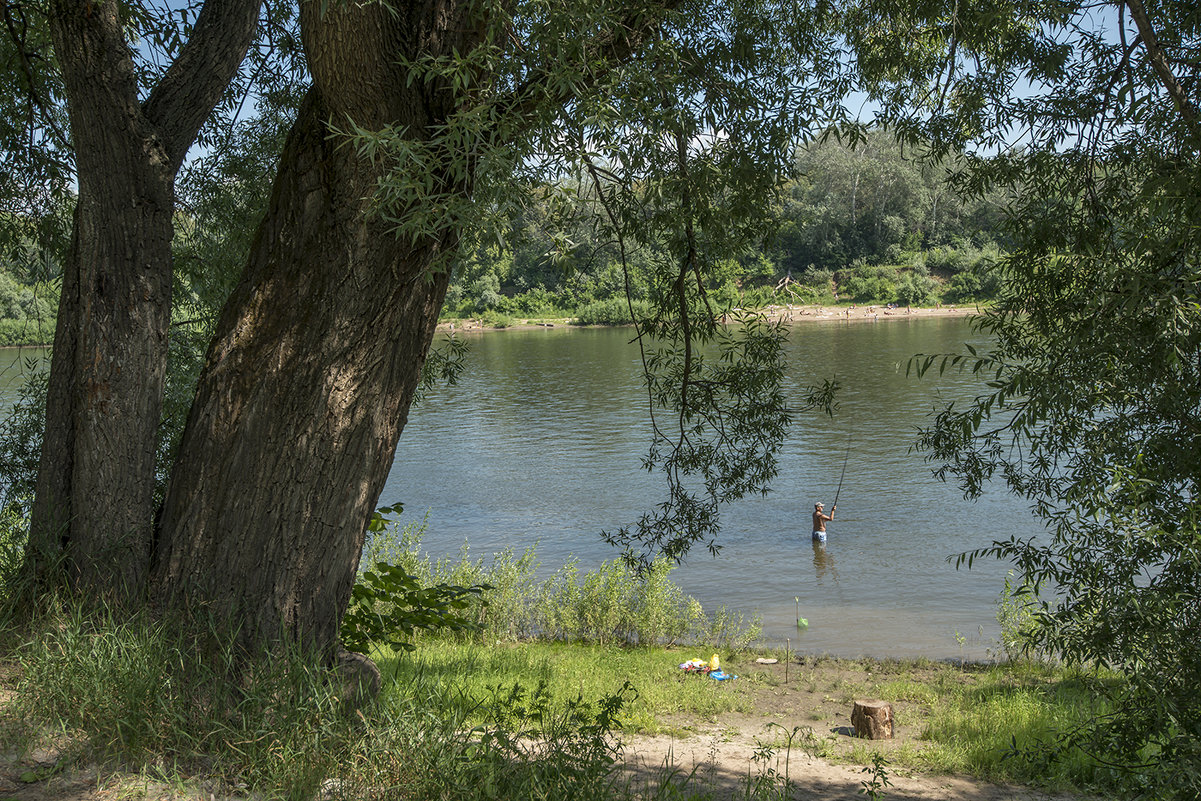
[0, 304, 984, 350]
[436, 302, 982, 334]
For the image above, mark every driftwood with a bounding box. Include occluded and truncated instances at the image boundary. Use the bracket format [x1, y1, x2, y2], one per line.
[851, 699, 894, 739]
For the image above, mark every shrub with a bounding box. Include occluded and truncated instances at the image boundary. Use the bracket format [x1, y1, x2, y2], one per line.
[996, 571, 1049, 662]
[0, 318, 54, 346]
[571, 297, 651, 326]
[365, 515, 762, 650]
[841, 262, 898, 303]
[894, 271, 939, 306]
[478, 309, 514, 328]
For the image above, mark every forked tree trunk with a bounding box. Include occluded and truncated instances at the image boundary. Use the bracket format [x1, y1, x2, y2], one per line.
[28, 0, 260, 601]
[152, 0, 476, 653]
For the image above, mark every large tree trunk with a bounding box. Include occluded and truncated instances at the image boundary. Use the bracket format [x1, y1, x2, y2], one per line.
[31, 0, 180, 599]
[152, 0, 475, 654]
[28, 0, 261, 601]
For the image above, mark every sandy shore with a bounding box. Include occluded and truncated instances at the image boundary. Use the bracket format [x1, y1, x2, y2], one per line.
[437, 304, 981, 333]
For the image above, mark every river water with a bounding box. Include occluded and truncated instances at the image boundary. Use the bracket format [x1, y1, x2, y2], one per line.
[382, 317, 1034, 661]
[1, 317, 1036, 660]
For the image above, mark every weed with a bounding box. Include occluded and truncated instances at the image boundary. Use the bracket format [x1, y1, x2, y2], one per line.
[859, 752, 893, 800]
[368, 517, 762, 650]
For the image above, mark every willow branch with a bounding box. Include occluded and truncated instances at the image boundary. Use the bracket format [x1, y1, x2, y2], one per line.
[1122, 0, 1198, 128]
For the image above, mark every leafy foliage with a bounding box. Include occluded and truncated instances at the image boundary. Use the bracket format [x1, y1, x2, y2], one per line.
[341, 561, 490, 654]
[341, 0, 861, 564]
[606, 312, 834, 563]
[363, 512, 763, 649]
[0, 353, 46, 513]
[853, 0, 1201, 792]
[342, 505, 491, 654]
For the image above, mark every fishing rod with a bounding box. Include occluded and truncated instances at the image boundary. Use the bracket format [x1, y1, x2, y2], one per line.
[832, 440, 851, 509]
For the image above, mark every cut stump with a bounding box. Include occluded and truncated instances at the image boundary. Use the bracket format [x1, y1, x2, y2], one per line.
[851, 699, 894, 739]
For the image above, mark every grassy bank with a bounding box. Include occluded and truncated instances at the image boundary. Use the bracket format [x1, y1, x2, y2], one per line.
[0, 515, 1108, 799]
[1, 589, 1114, 800]
[379, 638, 1109, 789]
[2, 606, 1108, 800]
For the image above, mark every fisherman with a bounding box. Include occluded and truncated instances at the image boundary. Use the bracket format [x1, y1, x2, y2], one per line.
[812, 502, 835, 543]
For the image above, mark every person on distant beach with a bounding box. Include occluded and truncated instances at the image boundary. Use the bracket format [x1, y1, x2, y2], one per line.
[812, 502, 835, 543]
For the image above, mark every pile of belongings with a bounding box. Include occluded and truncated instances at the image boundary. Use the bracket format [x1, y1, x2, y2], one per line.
[678, 655, 736, 681]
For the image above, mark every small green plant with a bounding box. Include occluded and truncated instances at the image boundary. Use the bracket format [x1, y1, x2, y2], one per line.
[341, 561, 491, 654]
[343, 503, 492, 654]
[997, 571, 1045, 662]
[745, 723, 815, 800]
[859, 752, 893, 800]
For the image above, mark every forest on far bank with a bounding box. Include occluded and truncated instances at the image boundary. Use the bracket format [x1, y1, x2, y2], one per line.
[0, 128, 1005, 345]
[0, 232, 57, 347]
[446, 128, 1006, 326]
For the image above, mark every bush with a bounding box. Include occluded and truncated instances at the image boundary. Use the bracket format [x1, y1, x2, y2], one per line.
[478, 309, 514, 328]
[571, 297, 651, 326]
[894, 271, 939, 306]
[996, 571, 1048, 662]
[0, 506, 27, 611]
[739, 285, 776, 309]
[0, 318, 54, 346]
[841, 262, 898, 303]
[368, 516, 761, 650]
[512, 286, 566, 316]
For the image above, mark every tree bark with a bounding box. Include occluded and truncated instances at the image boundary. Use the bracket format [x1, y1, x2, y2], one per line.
[29, 0, 260, 600]
[152, 0, 474, 654]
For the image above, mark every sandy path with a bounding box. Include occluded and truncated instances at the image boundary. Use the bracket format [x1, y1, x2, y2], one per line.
[620, 726, 1082, 801]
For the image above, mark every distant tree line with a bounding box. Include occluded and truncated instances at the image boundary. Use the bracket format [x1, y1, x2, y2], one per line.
[446, 128, 1007, 325]
[0, 130, 1004, 346]
[0, 222, 60, 347]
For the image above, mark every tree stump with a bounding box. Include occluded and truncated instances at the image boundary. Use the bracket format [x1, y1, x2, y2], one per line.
[851, 699, 894, 739]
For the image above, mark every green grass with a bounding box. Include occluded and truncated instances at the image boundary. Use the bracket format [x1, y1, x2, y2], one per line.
[907, 665, 1113, 789]
[3, 600, 1123, 801]
[379, 638, 1112, 793]
[778, 657, 1113, 790]
[379, 639, 756, 734]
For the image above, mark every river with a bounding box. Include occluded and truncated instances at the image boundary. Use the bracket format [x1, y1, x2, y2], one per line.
[381, 316, 1033, 661]
[1, 317, 1036, 660]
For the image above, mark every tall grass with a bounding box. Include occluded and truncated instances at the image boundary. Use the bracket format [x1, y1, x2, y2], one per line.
[8, 600, 354, 798]
[5, 599, 763, 801]
[361, 513, 762, 650]
[6, 599, 652, 801]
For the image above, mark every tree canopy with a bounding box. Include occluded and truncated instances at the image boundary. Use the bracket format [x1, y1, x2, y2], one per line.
[847, 0, 1200, 793]
[2, 0, 858, 655]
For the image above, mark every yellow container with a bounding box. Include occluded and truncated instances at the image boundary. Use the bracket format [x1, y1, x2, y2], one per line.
[708, 653, 720, 671]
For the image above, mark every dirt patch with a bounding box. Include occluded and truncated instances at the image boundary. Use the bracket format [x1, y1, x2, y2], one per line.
[621, 731, 1073, 801]
[616, 654, 1089, 801]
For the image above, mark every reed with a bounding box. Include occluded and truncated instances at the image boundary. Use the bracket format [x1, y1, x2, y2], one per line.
[361, 514, 763, 650]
